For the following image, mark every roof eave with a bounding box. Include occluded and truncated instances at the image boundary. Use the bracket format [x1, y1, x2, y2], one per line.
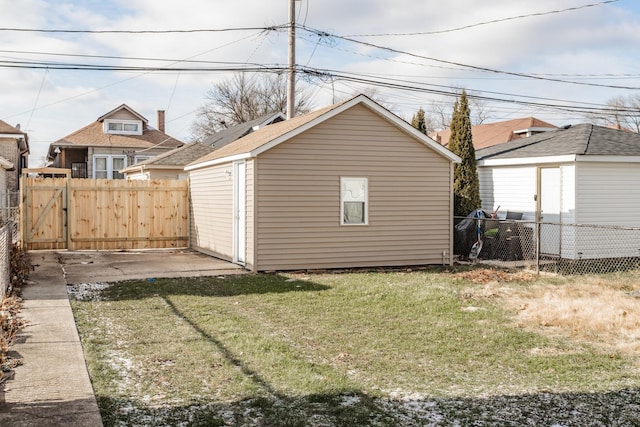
[185, 153, 252, 171]
[478, 155, 577, 166]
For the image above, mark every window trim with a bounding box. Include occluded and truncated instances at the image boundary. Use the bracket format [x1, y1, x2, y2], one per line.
[340, 177, 368, 226]
[93, 155, 127, 179]
[103, 119, 143, 135]
[134, 155, 151, 164]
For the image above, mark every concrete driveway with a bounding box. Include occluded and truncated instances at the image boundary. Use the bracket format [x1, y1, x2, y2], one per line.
[56, 249, 246, 284]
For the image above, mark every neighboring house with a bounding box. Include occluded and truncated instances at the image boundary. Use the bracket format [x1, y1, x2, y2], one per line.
[476, 123, 640, 259]
[202, 112, 286, 149]
[432, 117, 557, 150]
[0, 157, 14, 213]
[186, 95, 461, 272]
[120, 142, 215, 180]
[120, 113, 285, 180]
[0, 120, 29, 201]
[47, 105, 183, 178]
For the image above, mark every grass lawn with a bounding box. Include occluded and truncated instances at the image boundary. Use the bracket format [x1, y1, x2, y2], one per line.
[69, 267, 640, 426]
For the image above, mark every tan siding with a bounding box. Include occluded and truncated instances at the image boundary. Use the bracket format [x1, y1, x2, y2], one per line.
[189, 164, 233, 260]
[255, 103, 453, 271]
[108, 110, 141, 121]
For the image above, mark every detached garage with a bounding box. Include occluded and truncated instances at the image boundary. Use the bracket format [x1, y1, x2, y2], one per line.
[477, 123, 640, 260]
[186, 95, 461, 272]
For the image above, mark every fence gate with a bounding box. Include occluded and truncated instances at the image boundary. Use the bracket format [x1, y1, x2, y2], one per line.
[22, 177, 68, 250]
[21, 176, 189, 251]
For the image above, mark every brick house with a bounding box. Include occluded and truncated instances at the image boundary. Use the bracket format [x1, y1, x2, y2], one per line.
[0, 120, 29, 203]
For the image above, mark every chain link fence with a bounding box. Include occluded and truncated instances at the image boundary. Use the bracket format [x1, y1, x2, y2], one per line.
[0, 225, 12, 300]
[454, 216, 640, 275]
[0, 192, 20, 299]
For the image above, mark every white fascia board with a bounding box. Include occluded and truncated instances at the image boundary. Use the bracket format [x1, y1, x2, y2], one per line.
[513, 127, 556, 134]
[478, 155, 576, 167]
[0, 134, 21, 139]
[574, 155, 640, 163]
[184, 152, 251, 171]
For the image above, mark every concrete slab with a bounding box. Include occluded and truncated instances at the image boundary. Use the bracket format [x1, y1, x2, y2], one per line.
[58, 249, 246, 284]
[0, 249, 244, 426]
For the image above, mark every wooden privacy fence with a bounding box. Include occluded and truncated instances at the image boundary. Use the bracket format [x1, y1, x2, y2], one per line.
[21, 177, 189, 250]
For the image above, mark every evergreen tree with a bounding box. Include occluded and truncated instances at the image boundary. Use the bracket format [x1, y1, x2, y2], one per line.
[411, 107, 427, 135]
[448, 90, 481, 216]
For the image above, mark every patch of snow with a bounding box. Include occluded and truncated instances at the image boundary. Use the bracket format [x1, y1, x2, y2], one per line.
[66, 282, 111, 301]
[340, 395, 361, 406]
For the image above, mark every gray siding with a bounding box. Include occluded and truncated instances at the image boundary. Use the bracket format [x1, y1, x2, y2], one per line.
[254, 104, 453, 271]
[189, 164, 233, 260]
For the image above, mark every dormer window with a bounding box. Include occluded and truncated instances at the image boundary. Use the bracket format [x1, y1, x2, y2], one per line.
[104, 119, 142, 135]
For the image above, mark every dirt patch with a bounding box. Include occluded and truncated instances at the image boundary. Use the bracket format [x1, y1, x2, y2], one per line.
[453, 269, 537, 284]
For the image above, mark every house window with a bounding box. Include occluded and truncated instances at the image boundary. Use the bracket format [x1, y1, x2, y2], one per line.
[134, 155, 151, 164]
[71, 162, 87, 178]
[341, 177, 368, 225]
[93, 155, 126, 179]
[103, 119, 142, 135]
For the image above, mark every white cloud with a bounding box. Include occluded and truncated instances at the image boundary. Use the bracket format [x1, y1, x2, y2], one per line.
[1, 0, 640, 165]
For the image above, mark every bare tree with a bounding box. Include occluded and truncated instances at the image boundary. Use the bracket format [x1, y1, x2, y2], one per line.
[590, 94, 640, 133]
[428, 100, 452, 130]
[426, 92, 494, 131]
[190, 73, 314, 142]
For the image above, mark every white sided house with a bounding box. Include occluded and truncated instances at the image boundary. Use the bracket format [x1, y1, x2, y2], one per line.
[186, 95, 461, 272]
[477, 124, 640, 260]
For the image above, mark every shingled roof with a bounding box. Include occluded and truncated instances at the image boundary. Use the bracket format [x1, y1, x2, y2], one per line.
[51, 121, 183, 150]
[202, 112, 286, 149]
[476, 123, 640, 161]
[121, 142, 215, 173]
[433, 117, 557, 150]
[0, 120, 26, 136]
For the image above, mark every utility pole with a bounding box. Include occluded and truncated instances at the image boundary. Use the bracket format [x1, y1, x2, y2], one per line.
[287, 0, 297, 119]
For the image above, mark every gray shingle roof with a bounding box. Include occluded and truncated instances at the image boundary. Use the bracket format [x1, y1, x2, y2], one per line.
[122, 142, 215, 172]
[202, 112, 285, 149]
[476, 124, 640, 160]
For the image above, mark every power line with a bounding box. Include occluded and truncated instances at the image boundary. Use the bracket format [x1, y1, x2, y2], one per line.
[299, 66, 640, 117]
[344, 1, 619, 37]
[299, 25, 640, 91]
[0, 25, 286, 34]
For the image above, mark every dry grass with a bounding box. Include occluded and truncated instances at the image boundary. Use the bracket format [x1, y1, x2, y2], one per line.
[458, 269, 640, 355]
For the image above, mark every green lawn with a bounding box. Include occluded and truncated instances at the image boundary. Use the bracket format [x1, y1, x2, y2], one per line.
[69, 268, 640, 426]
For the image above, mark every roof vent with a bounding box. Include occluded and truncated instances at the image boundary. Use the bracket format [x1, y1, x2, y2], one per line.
[562, 124, 572, 130]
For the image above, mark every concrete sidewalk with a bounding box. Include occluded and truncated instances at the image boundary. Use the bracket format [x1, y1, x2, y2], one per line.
[0, 252, 103, 426]
[0, 249, 244, 426]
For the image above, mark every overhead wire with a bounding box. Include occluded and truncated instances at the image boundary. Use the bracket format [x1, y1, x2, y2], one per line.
[0, 25, 286, 34]
[298, 25, 640, 91]
[343, 0, 619, 37]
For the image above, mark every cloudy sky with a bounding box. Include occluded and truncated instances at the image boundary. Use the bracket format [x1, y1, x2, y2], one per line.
[2, 0, 640, 166]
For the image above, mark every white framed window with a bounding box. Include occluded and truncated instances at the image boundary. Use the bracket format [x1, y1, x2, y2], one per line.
[134, 155, 151, 164]
[103, 119, 143, 135]
[93, 155, 127, 179]
[341, 177, 368, 225]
